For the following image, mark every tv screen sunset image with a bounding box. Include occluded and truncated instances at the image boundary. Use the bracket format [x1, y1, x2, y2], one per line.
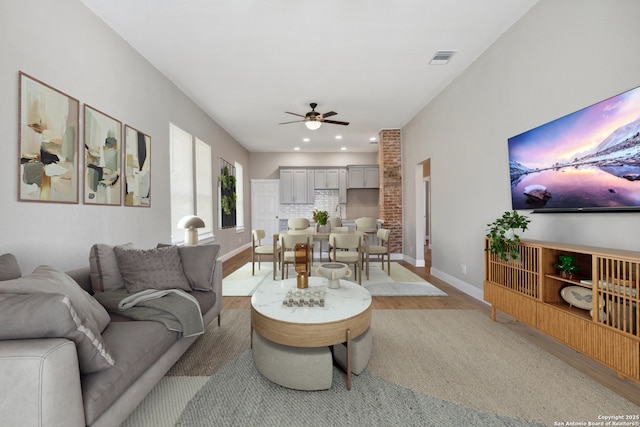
[508, 86, 640, 211]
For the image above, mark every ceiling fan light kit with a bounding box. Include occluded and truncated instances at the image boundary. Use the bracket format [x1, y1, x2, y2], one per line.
[305, 120, 322, 130]
[280, 102, 349, 130]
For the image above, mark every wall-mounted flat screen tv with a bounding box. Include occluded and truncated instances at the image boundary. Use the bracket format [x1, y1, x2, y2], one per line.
[508, 86, 640, 212]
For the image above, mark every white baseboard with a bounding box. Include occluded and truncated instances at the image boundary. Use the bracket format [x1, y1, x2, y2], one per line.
[219, 243, 251, 262]
[398, 256, 483, 302]
[401, 254, 425, 267]
[430, 267, 486, 303]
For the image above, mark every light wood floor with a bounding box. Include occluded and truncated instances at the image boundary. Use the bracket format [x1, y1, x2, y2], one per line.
[221, 248, 640, 406]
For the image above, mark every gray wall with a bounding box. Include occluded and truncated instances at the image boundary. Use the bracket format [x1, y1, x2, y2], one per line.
[0, 0, 249, 273]
[403, 0, 640, 298]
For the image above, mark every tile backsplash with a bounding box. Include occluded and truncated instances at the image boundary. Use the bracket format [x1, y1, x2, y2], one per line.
[280, 190, 345, 221]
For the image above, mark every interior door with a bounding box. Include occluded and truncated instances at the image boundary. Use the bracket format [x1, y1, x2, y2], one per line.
[251, 179, 280, 240]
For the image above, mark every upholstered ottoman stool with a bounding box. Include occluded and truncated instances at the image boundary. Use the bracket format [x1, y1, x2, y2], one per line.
[332, 327, 372, 375]
[252, 330, 333, 390]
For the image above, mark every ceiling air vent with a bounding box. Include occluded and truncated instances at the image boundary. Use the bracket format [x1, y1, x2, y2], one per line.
[430, 51, 456, 65]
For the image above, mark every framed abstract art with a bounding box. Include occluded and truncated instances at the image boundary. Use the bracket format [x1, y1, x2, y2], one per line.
[18, 72, 80, 203]
[84, 105, 122, 205]
[124, 125, 151, 207]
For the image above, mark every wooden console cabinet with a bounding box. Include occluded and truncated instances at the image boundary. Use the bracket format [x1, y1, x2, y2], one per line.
[484, 239, 640, 382]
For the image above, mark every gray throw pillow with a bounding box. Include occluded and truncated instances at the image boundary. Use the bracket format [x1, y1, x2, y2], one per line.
[89, 243, 133, 292]
[0, 253, 21, 281]
[0, 265, 111, 333]
[0, 293, 114, 374]
[114, 246, 191, 293]
[178, 245, 220, 291]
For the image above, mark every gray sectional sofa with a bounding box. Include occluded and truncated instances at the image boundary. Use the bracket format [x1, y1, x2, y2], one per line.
[0, 244, 222, 426]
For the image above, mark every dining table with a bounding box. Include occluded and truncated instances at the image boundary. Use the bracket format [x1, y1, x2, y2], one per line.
[272, 229, 374, 281]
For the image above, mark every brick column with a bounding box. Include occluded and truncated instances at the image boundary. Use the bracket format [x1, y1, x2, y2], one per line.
[378, 129, 402, 254]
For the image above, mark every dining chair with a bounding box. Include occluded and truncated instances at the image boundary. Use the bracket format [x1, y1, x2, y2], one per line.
[355, 217, 379, 248]
[354, 217, 378, 233]
[329, 233, 363, 285]
[252, 229, 278, 276]
[327, 216, 342, 228]
[287, 229, 315, 260]
[280, 233, 313, 279]
[288, 218, 310, 230]
[326, 226, 350, 253]
[366, 228, 391, 275]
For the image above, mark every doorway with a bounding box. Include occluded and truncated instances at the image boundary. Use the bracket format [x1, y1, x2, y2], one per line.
[415, 160, 431, 269]
[424, 177, 430, 247]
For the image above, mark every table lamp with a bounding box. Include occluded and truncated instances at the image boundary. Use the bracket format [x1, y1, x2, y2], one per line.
[178, 215, 205, 246]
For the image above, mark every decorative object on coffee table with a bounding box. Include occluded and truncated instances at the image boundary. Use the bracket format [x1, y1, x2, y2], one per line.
[316, 262, 352, 289]
[295, 243, 310, 288]
[282, 289, 325, 307]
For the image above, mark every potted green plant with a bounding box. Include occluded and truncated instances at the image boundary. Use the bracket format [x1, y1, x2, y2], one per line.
[312, 209, 329, 232]
[218, 166, 237, 216]
[485, 210, 531, 262]
[555, 255, 579, 279]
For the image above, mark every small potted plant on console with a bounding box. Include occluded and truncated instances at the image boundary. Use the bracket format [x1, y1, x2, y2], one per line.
[485, 210, 531, 262]
[555, 255, 579, 280]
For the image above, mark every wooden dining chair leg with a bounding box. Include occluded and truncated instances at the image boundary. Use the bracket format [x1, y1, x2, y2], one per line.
[366, 255, 369, 280]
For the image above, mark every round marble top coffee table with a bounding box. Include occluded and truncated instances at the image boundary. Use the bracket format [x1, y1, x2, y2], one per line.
[251, 276, 372, 390]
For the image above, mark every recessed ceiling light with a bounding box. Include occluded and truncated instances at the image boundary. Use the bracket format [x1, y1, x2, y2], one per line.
[303, 138, 309, 142]
[294, 147, 300, 151]
[335, 135, 342, 140]
[369, 137, 377, 142]
[341, 147, 347, 151]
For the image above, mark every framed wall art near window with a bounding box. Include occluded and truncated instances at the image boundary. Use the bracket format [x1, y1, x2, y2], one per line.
[84, 105, 122, 205]
[124, 125, 151, 207]
[18, 72, 80, 203]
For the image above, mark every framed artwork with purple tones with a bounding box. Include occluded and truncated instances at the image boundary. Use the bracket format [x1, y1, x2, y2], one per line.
[124, 125, 151, 207]
[18, 72, 79, 203]
[84, 105, 122, 205]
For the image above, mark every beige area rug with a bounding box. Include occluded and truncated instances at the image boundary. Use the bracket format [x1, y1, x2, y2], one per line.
[222, 261, 436, 296]
[123, 309, 639, 427]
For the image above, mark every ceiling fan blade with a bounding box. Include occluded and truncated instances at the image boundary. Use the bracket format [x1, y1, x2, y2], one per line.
[279, 119, 305, 125]
[322, 119, 349, 126]
[322, 111, 337, 118]
[284, 111, 306, 118]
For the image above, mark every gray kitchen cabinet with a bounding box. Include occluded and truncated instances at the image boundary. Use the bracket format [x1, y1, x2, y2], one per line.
[280, 168, 312, 204]
[339, 168, 347, 203]
[314, 169, 340, 189]
[347, 165, 379, 189]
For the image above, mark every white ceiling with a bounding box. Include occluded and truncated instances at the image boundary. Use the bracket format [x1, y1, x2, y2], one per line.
[80, 0, 538, 153]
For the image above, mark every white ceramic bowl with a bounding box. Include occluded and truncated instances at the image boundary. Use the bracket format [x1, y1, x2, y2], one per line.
[315, 262, 352, 289]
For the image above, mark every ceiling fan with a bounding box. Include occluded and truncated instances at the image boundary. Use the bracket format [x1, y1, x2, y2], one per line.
[279, 103, 349, 130]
